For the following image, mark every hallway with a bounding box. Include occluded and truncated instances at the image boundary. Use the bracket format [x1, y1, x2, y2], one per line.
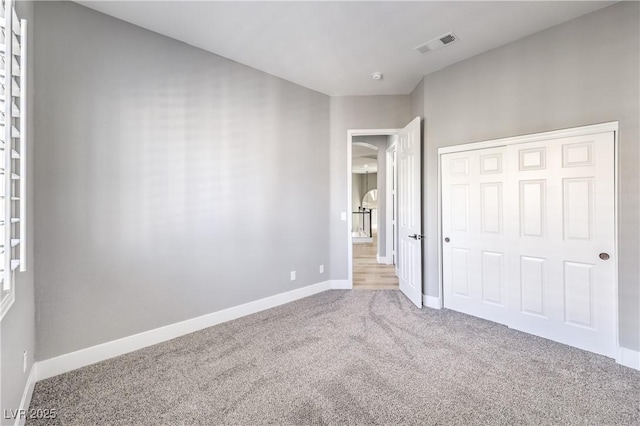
[353, 231, 399, 289]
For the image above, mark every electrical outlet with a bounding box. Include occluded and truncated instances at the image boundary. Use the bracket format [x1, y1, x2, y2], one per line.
[23, 351, 27, 373]
[290, 271, 296, 281]
[319, 265, 324, 274]
[340, 212, 347, 221]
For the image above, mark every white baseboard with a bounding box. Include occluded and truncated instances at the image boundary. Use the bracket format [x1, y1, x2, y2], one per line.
[376, 255, 386, 264]
[36, 281, 333, 381]
[330, 279, 351, 290]
[422, 294, 442, 309]
[14, 364, 37, 426]
[616, 347, 640, 370]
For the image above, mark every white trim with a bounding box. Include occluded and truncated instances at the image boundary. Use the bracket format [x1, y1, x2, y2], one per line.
[330, 279, 351, 290]
[349, 129, 403, 137]
[376, 254, 390, 264]
[436, 139, 443, 309]
[14, 364, 37, 426]
[347, 128, 400, 291]
[36, 281, 333, 381]
[438, 122, 619, 155]
[347, 135, 353, 290]
[613, 127, 620, 359]
[422, 294, 442, 310]
[616, 347, 640, 371]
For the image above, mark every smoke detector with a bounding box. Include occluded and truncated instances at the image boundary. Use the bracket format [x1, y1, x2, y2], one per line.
[415, 31, 459, 54]
[372, 72, 383, 80]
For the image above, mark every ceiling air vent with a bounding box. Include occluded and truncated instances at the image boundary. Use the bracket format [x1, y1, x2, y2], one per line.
[415, 31, 459, 54]
[439, 34, 456, 45]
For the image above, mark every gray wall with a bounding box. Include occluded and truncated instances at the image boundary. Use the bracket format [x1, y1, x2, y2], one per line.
[410, 77, 424, 122]
[351, 174, 363, 213]
[1, 1, 36, 422]
[34, 2, 331, 360]
[330, 96, 410, 280]
[419, 2, 640, 350]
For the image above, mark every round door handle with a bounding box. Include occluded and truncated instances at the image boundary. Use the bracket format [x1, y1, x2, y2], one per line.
[599, 253, 610, 260]
[444, 237, 450, 243]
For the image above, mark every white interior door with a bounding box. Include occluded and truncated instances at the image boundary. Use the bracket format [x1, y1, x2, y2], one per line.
[398, 117, 422, 308]
[442, 130, 616, 357]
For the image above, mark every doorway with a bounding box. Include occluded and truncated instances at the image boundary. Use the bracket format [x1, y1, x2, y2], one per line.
[351, 136, 397, 290]
[347, 117, 423, 307]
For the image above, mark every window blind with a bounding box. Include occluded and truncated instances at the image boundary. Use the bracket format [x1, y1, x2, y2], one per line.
[0, 0, 26, 320]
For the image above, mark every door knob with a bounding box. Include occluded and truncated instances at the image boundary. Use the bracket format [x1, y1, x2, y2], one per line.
[409, 234, 424, 240]
[444, 237, 450, 243]
[599, 253, 610, 260]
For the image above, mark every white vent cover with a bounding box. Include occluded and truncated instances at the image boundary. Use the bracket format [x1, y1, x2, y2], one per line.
[415, 31, 459, 54]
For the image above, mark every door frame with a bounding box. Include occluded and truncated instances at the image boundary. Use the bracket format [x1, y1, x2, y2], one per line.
[385, 140, 398, 267]
[437, 121, 619, 350]
[347, 128, 400, 289]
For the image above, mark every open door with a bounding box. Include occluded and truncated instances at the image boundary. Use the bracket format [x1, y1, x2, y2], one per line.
[397, 117, 422, 307]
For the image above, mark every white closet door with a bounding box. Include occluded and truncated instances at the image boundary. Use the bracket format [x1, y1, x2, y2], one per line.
[505, 132, 616, 357]
[442, 131, 616, 358]
[442, 147, 510, 325]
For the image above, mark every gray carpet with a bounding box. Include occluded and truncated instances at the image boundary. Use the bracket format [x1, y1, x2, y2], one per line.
[28, 290, 640, 425]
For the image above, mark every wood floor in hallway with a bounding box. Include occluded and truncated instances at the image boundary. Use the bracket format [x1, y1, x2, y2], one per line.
[353, 231, 399, 290]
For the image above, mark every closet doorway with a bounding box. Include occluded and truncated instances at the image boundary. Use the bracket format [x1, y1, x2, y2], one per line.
[440, 122, 618, 357]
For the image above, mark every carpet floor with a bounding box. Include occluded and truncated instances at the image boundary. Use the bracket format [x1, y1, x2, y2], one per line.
[28, 290, 640, 425]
